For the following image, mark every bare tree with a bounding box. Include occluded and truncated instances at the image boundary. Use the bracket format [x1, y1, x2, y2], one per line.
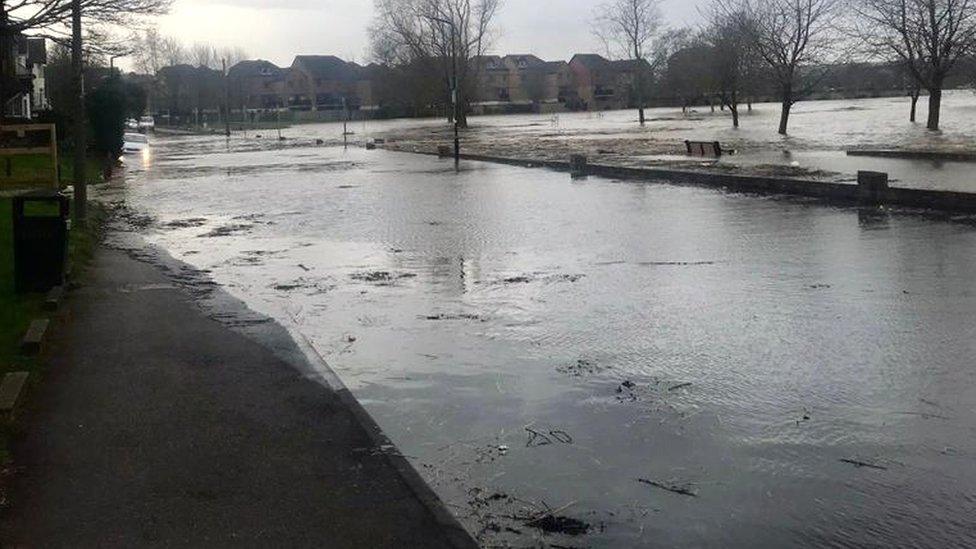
[593, 0, 663, 125]
[133, 27, 164, 75]
[191, 43, 218, 69]
[370, 0, 501, 127]
[159, 35, 185, 66]
[217, 45, 248, 68]
[726, 0, 841, 134]
[699, 8, 767, 127]
[853, 0, 976, 130]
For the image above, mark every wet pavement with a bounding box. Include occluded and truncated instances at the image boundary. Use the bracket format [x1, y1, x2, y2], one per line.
[102, 131, 976, 547]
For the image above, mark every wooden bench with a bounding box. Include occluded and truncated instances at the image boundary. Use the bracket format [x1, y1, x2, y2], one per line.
[685, 140, 725, 158]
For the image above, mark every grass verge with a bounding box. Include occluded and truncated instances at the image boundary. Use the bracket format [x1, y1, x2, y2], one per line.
[0, 173, 104, 466]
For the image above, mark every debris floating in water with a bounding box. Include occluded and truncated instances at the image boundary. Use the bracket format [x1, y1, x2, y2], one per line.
[637, 478, 699, 497]
[525, 514, 590, 536]
[350, 271, 417, 283]
[839, 458, 888, 470]
[556, 358, 607, 376]
[525, 426, 574, 448]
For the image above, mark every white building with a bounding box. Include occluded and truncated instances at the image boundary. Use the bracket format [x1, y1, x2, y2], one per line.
[6, 36, 49, 118]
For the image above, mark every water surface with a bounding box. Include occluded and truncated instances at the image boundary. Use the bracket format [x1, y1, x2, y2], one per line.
[108, 131, 976, 547]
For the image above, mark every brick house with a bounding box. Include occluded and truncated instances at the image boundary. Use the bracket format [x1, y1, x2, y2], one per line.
[569, 54, 623, 110]
[472, 54, 576, 112]
[286, 55, 369, 111]
[472, 55, 509, 104]
[228, 60, 286, 110]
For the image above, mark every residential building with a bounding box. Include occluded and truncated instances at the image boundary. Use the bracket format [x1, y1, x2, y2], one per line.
[157, 64, 223, 125]
[472, 55, 508, 104]
[472, 54, 577, 113]
[228, 60, 286, 110]
[4, 36, 48, 118]
[286, 55, 369, 111]
[569, 54, 623, 110]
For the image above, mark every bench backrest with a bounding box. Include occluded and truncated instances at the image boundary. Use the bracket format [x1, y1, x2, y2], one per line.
[685, 140, 723, 158]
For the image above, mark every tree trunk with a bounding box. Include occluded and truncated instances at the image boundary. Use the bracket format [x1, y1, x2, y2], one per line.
[926, 84, 942, 131]
[778, 86, 792, 135]
[909, 91, 919, 122]
[636, 71, 645, 125]
[730, 92, 739, 128]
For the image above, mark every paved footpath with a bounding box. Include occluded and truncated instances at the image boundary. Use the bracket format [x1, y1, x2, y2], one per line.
[1, 246, 475, 548]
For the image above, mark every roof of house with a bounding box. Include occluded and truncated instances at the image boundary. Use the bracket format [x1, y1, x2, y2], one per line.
[292, 55, 362, 81]
[569, 54, 612, 69]
[472, 55, 505, 70]
[229, 60, 283, 78]
[610, 58, 652, 72]
[14, 36, 47, 66]
[503, 54, 546, 68]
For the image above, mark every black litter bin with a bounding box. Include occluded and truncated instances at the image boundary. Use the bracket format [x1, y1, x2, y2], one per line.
[12, 192, 70, 293]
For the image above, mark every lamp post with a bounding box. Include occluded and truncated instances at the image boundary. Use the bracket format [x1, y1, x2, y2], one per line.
[109, 54, 125, 73]
[431, 16, 459, 166]
[71, 0, 86, 224]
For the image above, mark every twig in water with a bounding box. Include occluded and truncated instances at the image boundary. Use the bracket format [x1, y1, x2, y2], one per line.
[669, 382, 693, 392]
[839, 458, 888, 470]
[637, 478, 698, 497]
[525, 427, 552, 447]
[893, 411, 954, 421]
[549, 429, 574, 444]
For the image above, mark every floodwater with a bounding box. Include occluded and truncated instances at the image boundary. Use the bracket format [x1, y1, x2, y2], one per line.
[275, 90, 976, 191]
[106, 126, 976, 547]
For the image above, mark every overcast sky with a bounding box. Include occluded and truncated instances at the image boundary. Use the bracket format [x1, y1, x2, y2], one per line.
[149, 0, 706, 67]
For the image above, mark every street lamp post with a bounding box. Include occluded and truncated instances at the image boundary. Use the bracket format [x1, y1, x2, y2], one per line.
[109, 54, 124, 73]
[431, 16, 459, 166]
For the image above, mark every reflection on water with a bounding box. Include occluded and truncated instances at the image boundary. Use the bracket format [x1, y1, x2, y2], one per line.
[106, 130, 976, 547]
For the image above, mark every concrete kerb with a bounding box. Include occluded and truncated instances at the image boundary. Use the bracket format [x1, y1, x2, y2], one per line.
[0, 372, 29, 413]
[20, 319, 50, 356]
[404, 148, 976, 214]
[287, 327, 479, 549]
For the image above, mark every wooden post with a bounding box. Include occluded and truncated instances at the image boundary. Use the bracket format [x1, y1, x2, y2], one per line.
[223, 59, 230, 137]
[570, 154, 588, 178]
[858, 171, 889, 204]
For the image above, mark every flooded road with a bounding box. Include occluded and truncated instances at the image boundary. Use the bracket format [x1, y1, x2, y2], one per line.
[108, 133, 976, 547]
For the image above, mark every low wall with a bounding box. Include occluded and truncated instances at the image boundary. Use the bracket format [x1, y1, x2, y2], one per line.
[847, 150, 976, 162]
[421, 150, 976, 214]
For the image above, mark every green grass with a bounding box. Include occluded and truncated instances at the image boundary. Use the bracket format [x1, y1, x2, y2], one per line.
[0, 154, 103, 192]
[0, 172, 104, 465]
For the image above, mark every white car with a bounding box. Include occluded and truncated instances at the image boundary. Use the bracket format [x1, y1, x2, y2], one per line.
[126, 118, 139, 130]
[123, 132, 150, 154]
[138, 116, 155, 131]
